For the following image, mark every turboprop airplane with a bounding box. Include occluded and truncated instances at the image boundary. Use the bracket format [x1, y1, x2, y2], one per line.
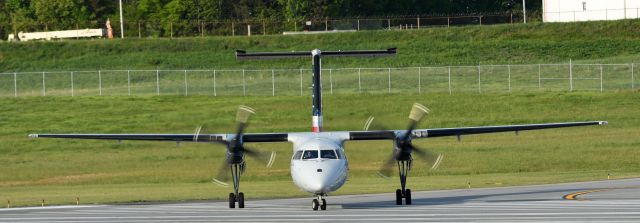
[29, 48, 607, 211]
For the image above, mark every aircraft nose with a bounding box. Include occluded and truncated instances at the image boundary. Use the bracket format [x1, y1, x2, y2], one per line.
[307, 169, 334, 192]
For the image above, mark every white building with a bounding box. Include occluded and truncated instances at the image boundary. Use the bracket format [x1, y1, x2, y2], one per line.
[543, 0, 640, 22]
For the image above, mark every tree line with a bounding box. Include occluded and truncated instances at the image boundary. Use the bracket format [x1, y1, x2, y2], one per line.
[0, 0, 541, 38]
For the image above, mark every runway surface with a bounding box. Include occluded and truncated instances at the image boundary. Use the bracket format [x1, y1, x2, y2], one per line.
[2, 178, 640, 222]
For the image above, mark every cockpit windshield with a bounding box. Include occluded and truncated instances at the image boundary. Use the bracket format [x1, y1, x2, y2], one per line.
[293, 151, 303, 160]
[302, 150, 318, 160]
[320, 150, 338, 159]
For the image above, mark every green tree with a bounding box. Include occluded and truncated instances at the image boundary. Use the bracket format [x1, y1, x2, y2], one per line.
[31, 0, 91, 30]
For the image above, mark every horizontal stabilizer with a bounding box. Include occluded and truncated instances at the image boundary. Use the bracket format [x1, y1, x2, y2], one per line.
[236, 48, 396, 60]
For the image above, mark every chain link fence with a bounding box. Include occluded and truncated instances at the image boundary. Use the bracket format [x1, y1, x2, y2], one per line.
[0, 63, 636, 97]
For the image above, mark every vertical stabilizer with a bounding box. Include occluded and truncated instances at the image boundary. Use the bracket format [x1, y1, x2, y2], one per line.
[311, 49, 323, 132]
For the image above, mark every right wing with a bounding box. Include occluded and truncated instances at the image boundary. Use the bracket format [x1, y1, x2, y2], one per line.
[348, 121, 607, 141]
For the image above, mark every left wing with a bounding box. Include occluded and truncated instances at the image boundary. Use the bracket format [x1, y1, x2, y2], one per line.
[28, 133, 289, 143]
[348, 121, 607, 141]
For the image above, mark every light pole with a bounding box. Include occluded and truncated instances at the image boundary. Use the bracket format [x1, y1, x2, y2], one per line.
[522, 0, 527, 24]
[119, 0, 124, 38]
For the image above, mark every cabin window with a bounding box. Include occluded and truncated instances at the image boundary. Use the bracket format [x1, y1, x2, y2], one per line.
[302, 150, 318, 159]
[293, 151, 303, 160]
[320, 150, 338, 159]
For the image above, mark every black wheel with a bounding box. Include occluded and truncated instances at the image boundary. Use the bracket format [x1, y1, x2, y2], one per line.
[228, 193, 236, 208]
[238, 192, 245, 208]
[312, 199, 319, 211]
[320, 199, 327, 210]
[395, 189, 402, 205]
[405, 189, 412, 205]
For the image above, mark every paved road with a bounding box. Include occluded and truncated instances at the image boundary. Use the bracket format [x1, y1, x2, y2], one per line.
[2, 178, 640, 222]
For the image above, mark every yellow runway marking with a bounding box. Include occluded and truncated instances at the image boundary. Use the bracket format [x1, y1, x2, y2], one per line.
[563, 189, 607, 200]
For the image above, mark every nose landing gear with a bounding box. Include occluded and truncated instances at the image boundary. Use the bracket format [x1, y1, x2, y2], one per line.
[312, 194, 327, 211]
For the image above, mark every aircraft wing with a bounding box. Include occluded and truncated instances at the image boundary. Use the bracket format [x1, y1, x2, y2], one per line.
[348, 121, 607, 140]
[28, 133, 289, 143]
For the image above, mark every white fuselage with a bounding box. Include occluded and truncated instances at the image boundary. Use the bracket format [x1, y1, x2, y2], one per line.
[289, 133, 349, 195]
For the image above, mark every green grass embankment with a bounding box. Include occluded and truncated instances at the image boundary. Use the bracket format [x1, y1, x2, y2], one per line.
[1, 92, 639, 206]
[2, 19, 640, 71]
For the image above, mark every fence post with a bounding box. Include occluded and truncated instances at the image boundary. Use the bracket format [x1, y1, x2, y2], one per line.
[447, 17, 450, 27]
[477, 65, 481, 93]
[42, 72, 46, 96]
[388, 68, 391, 93]
[600, 64, 603, 92]
[569, 59, 573, 91]
[184, 70, 188, 96]
[448, 66, 452, 95]
[156, 69, 160, 96]
[357, 19, 360, 31]
[127, 70, 131, 96]
[508, 64, 512, 93]
[242, 69, 246, 96]
[299, 68, 303, 96]
[358, 68, 361, 93]
[70, 71, 74, 97]
[13, 72, 17, 97]
[325, 17, 328, 31]
[138, 22, 141, 38]
[329, 69, 333, 95]
[632, 63, 635, 91]
[271, 69, 275, 96]
[388, 19, 391, 30]
[98, 70, 102, 96]
[213, 70, 217, 96]
[538, 64, 542, 89]
[418, 67, 421, 94]
[417, 17, 420, 29]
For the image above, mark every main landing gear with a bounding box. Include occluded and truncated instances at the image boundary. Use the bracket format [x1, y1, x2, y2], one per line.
[395, 160, 412, 205]
[311, 194, 327, 211]
[228, 163, 245, 208]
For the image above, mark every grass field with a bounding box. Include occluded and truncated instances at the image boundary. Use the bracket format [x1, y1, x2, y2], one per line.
[1, 92, 639, 207]
[2, 19, 640, 71]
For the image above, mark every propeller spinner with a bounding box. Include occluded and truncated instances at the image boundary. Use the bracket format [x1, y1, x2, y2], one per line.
[211, 105, 276, 187]
[377, 103, 443, 178]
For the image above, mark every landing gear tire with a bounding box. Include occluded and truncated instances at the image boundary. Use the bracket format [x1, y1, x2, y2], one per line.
[395, 189, 402, 205]
[320, 199, 327, 210]
[229, 193, 236, 208]
[312, 199, 319, 211]
[238, 192, 245, 208]
[405, 189, 412, 205]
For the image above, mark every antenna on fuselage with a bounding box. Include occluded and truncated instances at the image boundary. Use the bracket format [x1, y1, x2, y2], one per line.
[236, 48, 396, 132]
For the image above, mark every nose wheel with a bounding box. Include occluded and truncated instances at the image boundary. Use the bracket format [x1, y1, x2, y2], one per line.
[312, 195, 327, 211]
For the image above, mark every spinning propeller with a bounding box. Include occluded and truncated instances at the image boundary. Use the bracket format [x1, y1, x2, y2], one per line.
[369, 103, 443, 178]
[206, 106, 276, 186]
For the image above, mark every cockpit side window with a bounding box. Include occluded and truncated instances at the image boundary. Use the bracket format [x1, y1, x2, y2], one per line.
[320, 150, 338, 159]
[293, 151, 303, 160]
[335, 149, 343, 159]
[302, 150, 318, 160]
